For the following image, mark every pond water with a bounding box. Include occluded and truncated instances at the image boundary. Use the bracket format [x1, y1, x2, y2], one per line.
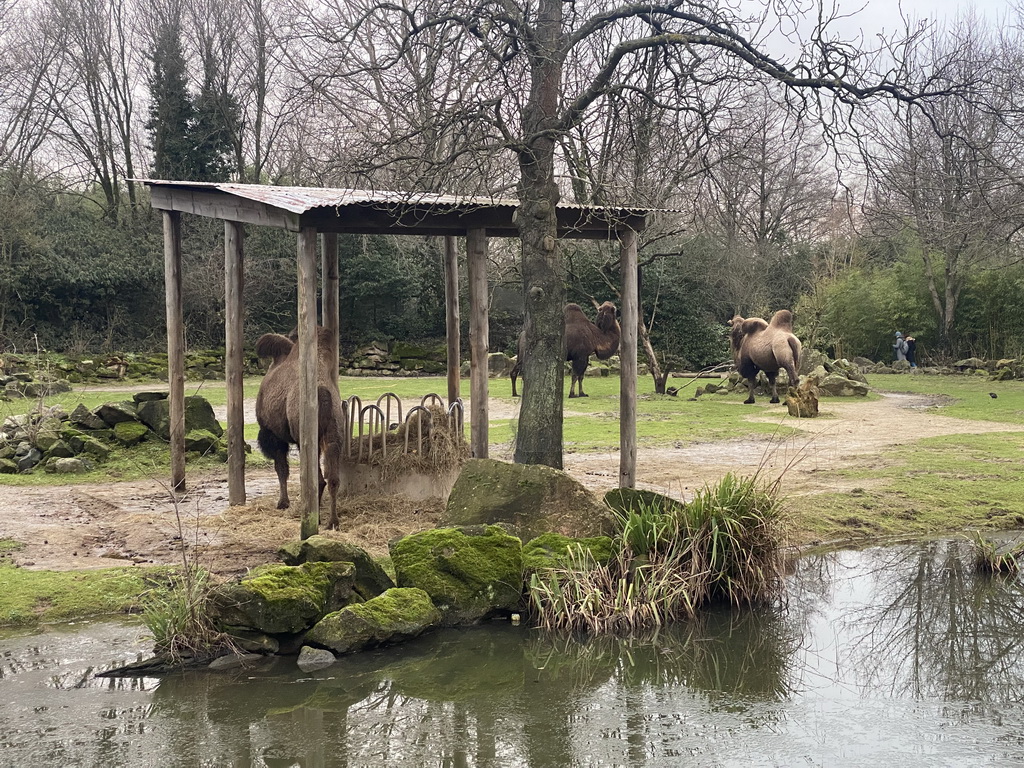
[3, 538, 1024, 767]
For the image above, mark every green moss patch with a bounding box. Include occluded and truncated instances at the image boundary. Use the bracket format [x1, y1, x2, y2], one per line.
[522, 533, 613, 574]
[306, 587, 440, 654]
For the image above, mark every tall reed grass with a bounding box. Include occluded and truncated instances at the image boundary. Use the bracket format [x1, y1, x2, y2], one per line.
[530, 473, 785, 634]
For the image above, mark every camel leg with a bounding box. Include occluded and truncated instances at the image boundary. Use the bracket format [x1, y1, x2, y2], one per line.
[744, 378, 756, 405]
[323, 441, 342, 530]
[258, 426, 291, 509]
[767, 371, 780, 404]
[510, 370, 519, 397]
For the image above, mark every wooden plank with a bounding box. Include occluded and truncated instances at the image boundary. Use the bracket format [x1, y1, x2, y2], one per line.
[618, 228, 639, 488]
[466, 228, 489, 458]
[298, 227, 320, 539]
[162, 210, 186, 492]
[151, 186, 300, 231]
[321, 232, 340, 382]
[224, 221, 246, 506]
[443, 236, 461, 405]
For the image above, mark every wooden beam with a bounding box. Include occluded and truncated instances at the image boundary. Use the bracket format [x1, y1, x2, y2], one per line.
[618, 229, 639, 488]
[297, 227, 320, 539]
[162, 210, 186, 492]
[224, 221, 246, 506]
[321, 232, 340, 382]
[443, 236, 461, 405]
[150, 186, 300, 231]
[466, 229, 489, 458]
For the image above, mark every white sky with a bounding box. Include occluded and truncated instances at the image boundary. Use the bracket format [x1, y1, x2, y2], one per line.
[829, 0, 1012, 37]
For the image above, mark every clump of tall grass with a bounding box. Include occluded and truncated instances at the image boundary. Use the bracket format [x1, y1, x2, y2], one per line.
[969, 532, 1024, 574]
[530, 473, 785, 634]
[141, 495, 235, 664]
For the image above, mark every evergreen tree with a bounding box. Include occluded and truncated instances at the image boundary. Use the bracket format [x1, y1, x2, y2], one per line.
[146, 11, 195, 180]
[191, 58, 240, 182]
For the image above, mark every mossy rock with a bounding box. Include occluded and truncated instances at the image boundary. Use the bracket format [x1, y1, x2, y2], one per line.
[306, 587, 440, 655]
[209, 561, 360, 635]
[0, 458, 19, 474]
[34, 431, 62, 453]
[137, 396, 223, 440]
[443, 459, 615, 540]
[184, 429, 220, 454]
[132, 391, 169, 404]
[114, 421, 150, 446]
[603, 488, 685, 517]
[78, 436, 111, 461]
[390, 525, 523, 625]
[522, 532, 614, 574]
[69, 403, 107, 431]
[277, 536, 395, 599]
[94, 401, 139, 427]
[390, 340, 447, 362]
[43, 439, 76, 459]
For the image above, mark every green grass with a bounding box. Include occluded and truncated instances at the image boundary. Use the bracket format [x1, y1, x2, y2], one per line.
[0, 562, 173, 627]
[787, 431, 1024, 543]
[866, 373, 1024, 424]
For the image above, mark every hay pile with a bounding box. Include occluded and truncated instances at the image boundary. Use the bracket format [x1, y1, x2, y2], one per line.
[346, 404, 468, 482]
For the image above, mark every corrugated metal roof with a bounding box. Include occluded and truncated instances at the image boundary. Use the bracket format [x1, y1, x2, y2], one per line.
[134, 179, 656, 216]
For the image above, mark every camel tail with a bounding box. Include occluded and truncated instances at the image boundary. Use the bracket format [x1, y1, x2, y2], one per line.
[788, 334, 802, 374]
[255, 333, 294, 363]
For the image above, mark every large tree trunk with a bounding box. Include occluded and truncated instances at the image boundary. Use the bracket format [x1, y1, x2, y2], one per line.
[513, 0, 565, 469]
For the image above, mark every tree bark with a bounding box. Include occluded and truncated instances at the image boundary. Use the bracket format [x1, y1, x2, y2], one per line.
[513, 0, 566, 469]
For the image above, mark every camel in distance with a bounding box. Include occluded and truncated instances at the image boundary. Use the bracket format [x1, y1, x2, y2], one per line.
[510, 301, 621, 398]
[254, 326, 345, 530]
[728, 309, 802, 405]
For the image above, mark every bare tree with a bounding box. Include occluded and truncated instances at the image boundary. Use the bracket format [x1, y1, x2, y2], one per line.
[863, 15, 1024, 351]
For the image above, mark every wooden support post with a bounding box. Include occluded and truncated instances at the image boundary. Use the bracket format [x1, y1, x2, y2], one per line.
[443, 235, 461, 405]
[321, 232, 339, 381]
[224, 221, 246, 506]
[619, 228, 638, 488]
[162, 211, 186, 493]
[298, 227, 320, 539]
[466, 228, 489, 458]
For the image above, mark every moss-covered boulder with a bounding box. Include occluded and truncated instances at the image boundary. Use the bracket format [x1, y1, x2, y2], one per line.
[184, 429, 220, 454]
[277, 536, 395, 599]
[69, 403, 107, 431]
[78, 436, 111, 461]
[817, 373, 869, 397]
[0, 458, 18, 474]
[522, 532, 614, 574]
[95, 401, 139, 427]
[604, 488, 684, 517]
[114, 421, 150, 446]
[208, 561, 361, 635]
[137, 395, 223, 440]
[306, 587, 440, 655]
[390, 525, 523, 625]
[43, 439, 76, 459]
[443, 458, 615, 539]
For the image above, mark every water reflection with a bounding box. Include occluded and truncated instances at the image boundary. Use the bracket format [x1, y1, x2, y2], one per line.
[3, 539, 1024, 766]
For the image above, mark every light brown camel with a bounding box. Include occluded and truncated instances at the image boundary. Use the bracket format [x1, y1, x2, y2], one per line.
[728, 309, 802, 405]
[510, 301, 621, 398]
[255, 327, 344, 530]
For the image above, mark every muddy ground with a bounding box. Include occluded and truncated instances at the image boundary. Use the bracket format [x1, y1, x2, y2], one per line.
[2, 388, 1022, 578]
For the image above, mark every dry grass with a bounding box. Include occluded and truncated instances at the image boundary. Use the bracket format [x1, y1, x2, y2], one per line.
[346, 405, 469, 483]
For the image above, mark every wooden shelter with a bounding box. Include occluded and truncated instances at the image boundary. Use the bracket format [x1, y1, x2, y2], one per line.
[141, 180, 649, 538]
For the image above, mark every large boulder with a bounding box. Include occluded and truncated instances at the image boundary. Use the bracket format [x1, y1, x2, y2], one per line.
[522, 532, 614, 575]
[277, 536, 395, 600]
[305, 587, 440, 655]
[817, 374, 869, 397]
[443, 458, 615, 539]
[799, 349, 832, 376]
[209, 561, 361, 635]
[137, 395, 223, 440]
[390, 525, 523, 625]
[69, 403, 107, 431]
[95, 401, 139, 427]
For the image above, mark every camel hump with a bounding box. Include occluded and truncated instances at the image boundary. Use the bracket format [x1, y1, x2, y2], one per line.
[564, 303, 588, 324]
[741, 317, 769, 335]
[770, 309, 794, 331]
[255, 333, 294, 362]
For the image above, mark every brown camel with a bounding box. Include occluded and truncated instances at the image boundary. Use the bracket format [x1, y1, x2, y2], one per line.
[510, 301, 621, 398]
[728, 309, 802, 405]
[255, 327, 344, 530]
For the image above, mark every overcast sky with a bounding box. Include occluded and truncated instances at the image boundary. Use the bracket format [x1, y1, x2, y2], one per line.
[832, 0, 1012, 37]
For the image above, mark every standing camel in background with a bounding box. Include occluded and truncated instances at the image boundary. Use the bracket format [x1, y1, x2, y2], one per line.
[255, 326, 344, 530]
[728, 309, 802, 405]
[510, 301, 621, 398]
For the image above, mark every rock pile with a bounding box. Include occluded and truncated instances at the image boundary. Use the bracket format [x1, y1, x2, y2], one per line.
[0, 392, 225, 475]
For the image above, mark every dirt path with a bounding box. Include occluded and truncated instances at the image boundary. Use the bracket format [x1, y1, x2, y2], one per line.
[2, 389, 1021, 576]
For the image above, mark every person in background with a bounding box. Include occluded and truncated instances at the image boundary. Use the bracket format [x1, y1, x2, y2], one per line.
[905, 335, 917, 368]
[893, 331, 908, 362]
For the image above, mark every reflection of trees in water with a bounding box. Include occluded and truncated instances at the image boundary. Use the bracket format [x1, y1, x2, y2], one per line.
[140, 609, 799, 766]
[842, 539, 1024, 702]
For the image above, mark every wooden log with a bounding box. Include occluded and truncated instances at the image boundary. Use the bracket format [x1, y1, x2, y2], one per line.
[162, 210, 186, 492]
[619, 228, 638, 488]
[297, 227, 320, 539]
[224, 220, 246, 506]
[466, 228, 489, 458]
[444, 235, 461, 405]
[321, 232, 339, 382]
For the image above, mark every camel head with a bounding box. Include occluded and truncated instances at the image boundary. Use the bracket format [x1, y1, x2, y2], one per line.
[595, 301, 619, 333]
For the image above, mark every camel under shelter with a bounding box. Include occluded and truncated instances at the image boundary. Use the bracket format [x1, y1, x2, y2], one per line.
[139, 179, 649, 538]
